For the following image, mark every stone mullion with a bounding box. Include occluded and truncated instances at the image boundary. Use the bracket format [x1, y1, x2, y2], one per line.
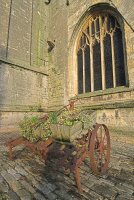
[82, 49, 85, 93]
[89, 21, 94, 92]
[99, 16, 106, 90]
[111, 32, 116, 88]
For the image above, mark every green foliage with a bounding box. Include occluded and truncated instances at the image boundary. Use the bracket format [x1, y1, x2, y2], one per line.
[57, 108, 81, 126]
[0, 192, 7, 200]
[19, 109, 81, 142]
[48, 112, 58, 124]
[19, 115, 53, 142]
[19, 108, 95, 143]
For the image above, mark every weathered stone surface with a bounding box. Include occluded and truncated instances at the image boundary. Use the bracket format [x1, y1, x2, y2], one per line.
[0, 0, 48, 130]
[0, 0, 134, 134]
[16, 189, 32, 200]
[90, 183, 118, 199]
[0, 0, 10, 57]
[0, 175, 4, 183]
[33, 192, 47, 200]
[13, 173, 22, 181]
[15, 165, 28, 176]
[7, 190, 20, 200]
[0, 181, 9, 193]
[20, 179, 36, 194]
[0, 131, 134, 200]
[7, 167, 17, 175]
[10, 181, 22, 193]
[45, 192, 57, 200]
[1, 172, 15, 184]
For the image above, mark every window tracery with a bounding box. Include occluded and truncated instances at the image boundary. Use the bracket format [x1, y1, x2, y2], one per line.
[77, 13, 126, 94]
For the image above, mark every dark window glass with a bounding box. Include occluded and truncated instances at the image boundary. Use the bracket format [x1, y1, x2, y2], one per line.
[84, 45, 91, 92]
[95, 18, 100, 38]
[96, 18, 100, 32]
[107, 16, 110, 32]
[93, 41, 102, 91]
[114, 28, 126, 86]
[104, 34, 113, 88]
[86, 26, 90, 36]
[80, 38, 82, 48]
[91, 21, 95, 35]
[82, 34, 86, 47]
[77, 49, 83, 94]
[110, 15, 115, 29]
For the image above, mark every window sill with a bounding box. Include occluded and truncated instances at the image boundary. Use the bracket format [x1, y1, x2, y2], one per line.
[71, 86, 134, 100]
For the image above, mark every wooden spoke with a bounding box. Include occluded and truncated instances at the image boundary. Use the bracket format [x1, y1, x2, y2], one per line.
[89, 124, 110, 174]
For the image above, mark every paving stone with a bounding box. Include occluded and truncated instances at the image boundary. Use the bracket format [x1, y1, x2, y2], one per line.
[1, 173, 15, 185]
[20, 179, 36, 194]
[32, 178, 40, 188]
[0, 133, 134, 200]
[89, 191, 104, 200]
[115, 183, 134, 195]
[81, 185, 90, 193]
[0, 181, 9, 193]
[23, 165, 31, 172]
[11, 181, 22, 193]
[115, 194, 133, 200]
[1, 170, 7, 177]
[99, 179, 115, 187]
[13, 173, 22, 180]
[16, 189, 32, 200]
[42, 182, 57, 192]
[25, 166, 40, 176]
[34, 192, 47, 200]
[27, 173, 36, 182]
[8, 161, 16, 167]
[32, 179, 51, 195]
[8, 190, 20, 200]
[15, 165, 28, 176]
[55, 188, 73, 200]
[45, 192, 58, 200]
[80, 192, 99, 200]
[82, 178, 96, 189]
[122, 183, 134, 191]
[41, 185, 52, 196]
[91, 183, 118, 199]
[0, 175, 4, 183]
[7, 167, 17, 175]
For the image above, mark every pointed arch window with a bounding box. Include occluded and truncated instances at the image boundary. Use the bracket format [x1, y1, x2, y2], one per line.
[77, 13, 126, 94]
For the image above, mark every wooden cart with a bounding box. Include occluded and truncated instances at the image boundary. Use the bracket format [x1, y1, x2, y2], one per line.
[6, 122, 110, 193]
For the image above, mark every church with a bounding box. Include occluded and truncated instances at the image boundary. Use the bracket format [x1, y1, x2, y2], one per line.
[0, 0, 134, 137]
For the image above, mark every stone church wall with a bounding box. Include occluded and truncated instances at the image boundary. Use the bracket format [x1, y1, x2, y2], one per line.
[1, 0, 134, 135]
[0, 0, 49, 130]
[48, 0, 134, 135]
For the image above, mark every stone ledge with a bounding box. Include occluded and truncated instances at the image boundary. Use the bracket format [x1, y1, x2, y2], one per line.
[0, 56, 48, 76]
[0, 104, 47, 112]
[71, 86, 133, 99]
[75, 100, 134, 110]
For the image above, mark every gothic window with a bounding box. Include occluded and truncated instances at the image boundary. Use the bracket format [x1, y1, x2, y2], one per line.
[77, 13, 126, 94]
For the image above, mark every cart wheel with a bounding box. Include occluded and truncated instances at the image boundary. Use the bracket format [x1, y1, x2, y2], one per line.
[89, 124, 110, 175]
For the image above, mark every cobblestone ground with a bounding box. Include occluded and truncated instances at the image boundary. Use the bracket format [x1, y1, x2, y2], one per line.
[0, 132, 134, 200]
